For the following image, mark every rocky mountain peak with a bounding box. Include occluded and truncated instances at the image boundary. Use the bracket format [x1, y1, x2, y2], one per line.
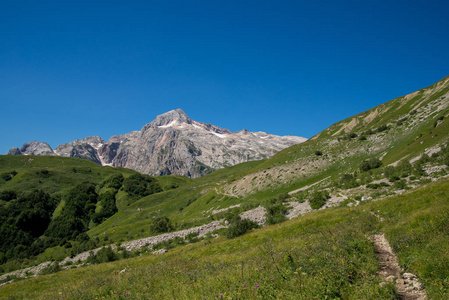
[13, 141, 55, 156]
[7, 109, 307, 177]
[150, 109, 192, 128]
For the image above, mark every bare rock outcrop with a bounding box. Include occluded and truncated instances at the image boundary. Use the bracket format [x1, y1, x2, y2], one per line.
[7, 109, 306, 178]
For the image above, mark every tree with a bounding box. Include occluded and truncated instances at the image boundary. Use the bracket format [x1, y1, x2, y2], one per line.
[360, 158, 382, 172]
[150, 216, 174, 233]
[226, 213, 259, 239]
[123, 174, 162, 197]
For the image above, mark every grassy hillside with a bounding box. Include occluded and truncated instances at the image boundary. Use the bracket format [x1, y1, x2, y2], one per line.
[2, 176, 449, 299]
[218, 75, 449, 198]
[0, 155, 189, 274]
[1, 76, 448, 298]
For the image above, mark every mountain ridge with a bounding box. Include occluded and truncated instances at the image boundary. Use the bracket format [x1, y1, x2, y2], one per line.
[7, 109, 306, 178]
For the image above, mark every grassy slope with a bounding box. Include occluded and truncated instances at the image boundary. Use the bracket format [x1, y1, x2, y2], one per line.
[2, 177, 449, 299]
[0, 155, 136, 196]
[1, 76, 449, 298]
[88, 160, 264, 242]
[0, 155, 193, 267]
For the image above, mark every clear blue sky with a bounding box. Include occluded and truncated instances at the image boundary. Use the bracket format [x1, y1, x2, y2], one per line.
[1, 0, 448, 154]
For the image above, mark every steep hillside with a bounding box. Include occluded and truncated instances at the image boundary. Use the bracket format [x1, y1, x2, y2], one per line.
[2, 176, 449, 299]
[219, 75, 449, 198]
[0, 156, 188, 274]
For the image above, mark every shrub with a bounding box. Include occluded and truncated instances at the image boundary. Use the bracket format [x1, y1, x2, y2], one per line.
[310, 191, 330, 209]
[150, 216, 174, 234]
[375, 124, 389, 133]
[360, 158, 382, 172]
[0, 190, 17, 201]
[87, 246, 118, 264]
[123, 174, 162, 197]
[264, 194, 290, 225]
[226, 215, 259, 239]
[185, 232, 200, 243]
[0, 171, 17, 182]
[367, 182, 389, 189]
[91, 191, 118, 224]
[338, 173, 358, 189]
[39, 262, 61, 275]
[99, 173, 124, 190]
[394, 180, 407, 190]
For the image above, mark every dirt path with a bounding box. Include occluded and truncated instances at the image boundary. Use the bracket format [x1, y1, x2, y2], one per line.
[369, 233, 427, 299]
[288, 176, 330, 195]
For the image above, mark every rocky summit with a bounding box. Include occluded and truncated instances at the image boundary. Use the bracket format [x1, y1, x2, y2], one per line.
[7, 109, 306, 177]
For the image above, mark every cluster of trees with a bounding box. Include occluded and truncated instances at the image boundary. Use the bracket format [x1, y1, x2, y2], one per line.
[0, 169, 169, 271]
[0, 190, 57, 261]
[0, 171, 17, 182]
[122, 174, 162, 197]
[45, 183, 98, 244]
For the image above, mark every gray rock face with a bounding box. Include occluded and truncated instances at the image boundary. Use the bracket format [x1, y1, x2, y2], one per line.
[7, 147, 21, 155]
[8, 141, 55, 156]
[7, 109, 307, 177]
[54, 136, 105, 164]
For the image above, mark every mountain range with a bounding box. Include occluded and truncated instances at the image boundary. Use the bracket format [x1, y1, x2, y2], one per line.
[7, 109, 306, 178]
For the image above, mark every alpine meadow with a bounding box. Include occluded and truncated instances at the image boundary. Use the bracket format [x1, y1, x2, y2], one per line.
[1, 75, 449, 299]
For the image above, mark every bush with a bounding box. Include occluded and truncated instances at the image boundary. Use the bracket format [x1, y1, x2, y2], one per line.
[264, 194, 290, 225]
[375, 124, 389, 133]
[360, 158, 382, 172]
[394, 180, 407, 190]
[338, 173, 358, 189]
[91, 191, 118, 224]
[123, 174, 162, 197]
[226, 215, 259, 239]
[39, 262, 61, 275]
[185, 232, 200, 243]
[0, 171, 17, 182]
[0, 190, 17, 201]
[99, 173, 124, 190]
[310, 191, 330, 209]
[367, 182, 389, 189]
[444, 154, 449, 167]
[87, 246, 118, 264]
[150, 216, 173, 234]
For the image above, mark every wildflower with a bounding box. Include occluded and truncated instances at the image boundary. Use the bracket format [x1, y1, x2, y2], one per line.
[271, 278, 275, 280]
[255, 284, 259, 288]
[220, 294, 224, 298]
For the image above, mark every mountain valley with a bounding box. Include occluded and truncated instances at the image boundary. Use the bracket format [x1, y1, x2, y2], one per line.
[1, 76, 449, 299]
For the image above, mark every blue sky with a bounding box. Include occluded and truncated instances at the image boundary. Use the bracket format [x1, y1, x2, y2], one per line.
[1, 0, 448, 154]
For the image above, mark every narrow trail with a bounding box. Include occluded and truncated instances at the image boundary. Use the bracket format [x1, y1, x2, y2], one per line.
[369, 233, 427, 300]
[288, 176, 331, 195]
